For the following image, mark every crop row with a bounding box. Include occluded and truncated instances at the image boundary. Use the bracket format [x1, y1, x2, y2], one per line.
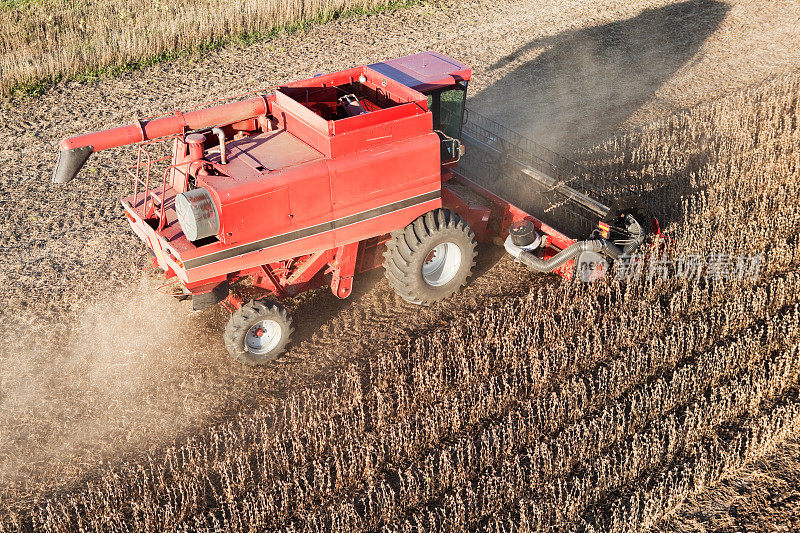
[282, 302, 800, 532]
[3, 63, 799, 533]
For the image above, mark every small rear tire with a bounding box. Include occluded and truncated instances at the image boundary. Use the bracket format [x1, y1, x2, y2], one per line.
[224, 299, 293, 366]
[383, 208, 477, 305]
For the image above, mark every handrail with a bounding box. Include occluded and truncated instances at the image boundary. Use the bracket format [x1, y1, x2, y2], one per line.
[126, 134, 192, 229]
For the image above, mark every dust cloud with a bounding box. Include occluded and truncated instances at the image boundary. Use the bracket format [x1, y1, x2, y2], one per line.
[0, 276, 230, 504]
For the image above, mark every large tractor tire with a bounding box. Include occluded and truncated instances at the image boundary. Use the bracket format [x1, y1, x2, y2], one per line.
[224, 299, 294, 366]
[383, 208, 477, 305]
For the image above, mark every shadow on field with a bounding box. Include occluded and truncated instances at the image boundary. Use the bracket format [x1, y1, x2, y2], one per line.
[471, 0, 730, 153]
[287, 2, 732, 352]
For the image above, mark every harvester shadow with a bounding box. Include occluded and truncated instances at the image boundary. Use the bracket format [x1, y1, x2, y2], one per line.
[471, 0, 730, 154]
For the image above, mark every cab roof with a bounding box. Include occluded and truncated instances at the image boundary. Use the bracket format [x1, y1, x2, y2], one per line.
[369, 51, 471, 93]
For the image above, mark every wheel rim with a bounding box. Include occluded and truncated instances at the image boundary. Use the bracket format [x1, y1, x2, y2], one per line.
[422, 242, 462, 287]
[244, 319, 282, 355]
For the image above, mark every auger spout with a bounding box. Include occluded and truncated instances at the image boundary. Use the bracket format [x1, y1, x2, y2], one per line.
[52, 96, 269, 183]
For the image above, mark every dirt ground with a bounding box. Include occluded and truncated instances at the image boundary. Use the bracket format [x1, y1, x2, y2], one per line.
[1, 0, 800, 523]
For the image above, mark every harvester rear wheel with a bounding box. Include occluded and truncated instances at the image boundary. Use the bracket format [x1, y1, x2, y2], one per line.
[383, 208, 477, 305]
[224, 299, 294, 366]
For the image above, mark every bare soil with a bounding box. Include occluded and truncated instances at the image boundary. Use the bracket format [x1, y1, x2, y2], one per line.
[1, 0, 799, 521]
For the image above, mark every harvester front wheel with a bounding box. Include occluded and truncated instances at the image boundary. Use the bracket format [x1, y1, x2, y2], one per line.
[224, 299, 294, 366]
[383, 208, 477, 305]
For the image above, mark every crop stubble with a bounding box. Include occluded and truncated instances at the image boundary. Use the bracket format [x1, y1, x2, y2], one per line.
[2, 0, 800, 529]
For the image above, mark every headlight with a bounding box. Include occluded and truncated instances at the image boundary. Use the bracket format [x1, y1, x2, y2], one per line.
[175, 187, 220, 242]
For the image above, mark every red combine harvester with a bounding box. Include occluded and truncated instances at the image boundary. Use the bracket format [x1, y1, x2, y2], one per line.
[53, 52, 646, 365]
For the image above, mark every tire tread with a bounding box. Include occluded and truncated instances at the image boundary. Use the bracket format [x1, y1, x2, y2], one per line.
[383, 208, 477, 306]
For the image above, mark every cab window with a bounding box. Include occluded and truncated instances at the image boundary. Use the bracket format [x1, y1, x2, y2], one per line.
[426, 82, 468, 139]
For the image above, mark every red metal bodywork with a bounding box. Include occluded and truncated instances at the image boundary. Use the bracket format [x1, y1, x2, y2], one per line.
[61, 52, 576, 304]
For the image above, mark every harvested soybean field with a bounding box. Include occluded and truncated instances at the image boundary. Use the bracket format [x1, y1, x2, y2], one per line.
[2, 0, 800, 530]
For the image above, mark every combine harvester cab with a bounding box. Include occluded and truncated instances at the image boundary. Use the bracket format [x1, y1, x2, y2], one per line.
[52, 51, 648, 365]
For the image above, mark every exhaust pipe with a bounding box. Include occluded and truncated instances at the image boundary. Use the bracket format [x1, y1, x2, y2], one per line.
[211, 127, 227, 165]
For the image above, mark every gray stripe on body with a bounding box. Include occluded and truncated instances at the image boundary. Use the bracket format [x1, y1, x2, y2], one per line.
[182, 189, 441, 269]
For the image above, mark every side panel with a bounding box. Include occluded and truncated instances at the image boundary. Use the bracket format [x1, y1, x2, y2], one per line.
[221, 187, 292, 242]
[331, 193, 441, 247]
[328, 113, 432, 158]
[209, 159, 334, 248]
[328, 131, 441, 247]
[177, 198, 439, 283]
